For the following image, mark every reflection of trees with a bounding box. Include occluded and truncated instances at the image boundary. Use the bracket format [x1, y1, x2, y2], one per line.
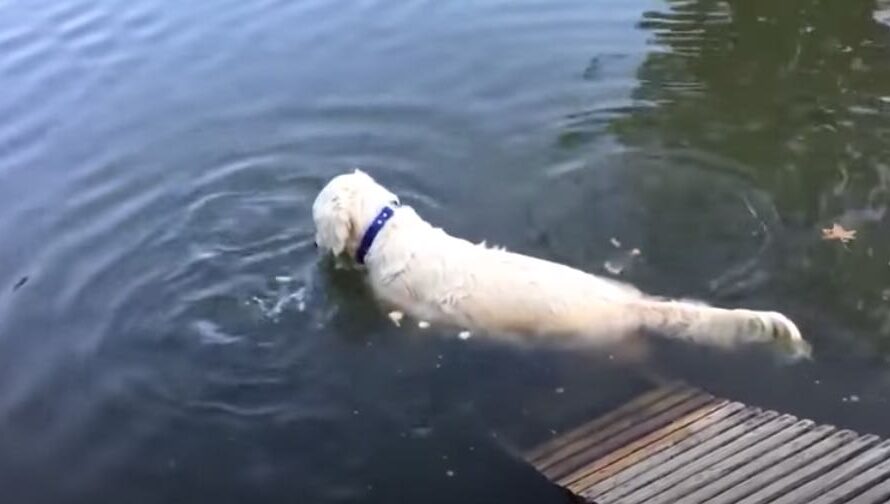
[616, 0, 889, 199]
[605, 0, 890, 351]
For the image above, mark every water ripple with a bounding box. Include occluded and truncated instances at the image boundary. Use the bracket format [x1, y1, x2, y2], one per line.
[0, 0, 721, 501]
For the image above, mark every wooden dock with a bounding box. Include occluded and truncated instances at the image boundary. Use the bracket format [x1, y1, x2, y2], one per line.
[524, 382, 890, 503]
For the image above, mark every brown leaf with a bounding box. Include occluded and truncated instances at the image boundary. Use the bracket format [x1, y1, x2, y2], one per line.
[821, 223, 857, 243]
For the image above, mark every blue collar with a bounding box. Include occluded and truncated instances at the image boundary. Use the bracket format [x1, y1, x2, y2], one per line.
[356, 204, 397, 264]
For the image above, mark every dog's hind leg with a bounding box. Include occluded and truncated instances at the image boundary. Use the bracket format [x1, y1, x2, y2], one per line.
[622, 299, 811, 358]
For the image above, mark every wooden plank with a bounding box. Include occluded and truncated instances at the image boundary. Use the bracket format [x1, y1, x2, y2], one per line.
[546, 392, 718, 482]
[680, 423, 835, 503]
[527, 383, 684, 464]
[619, 413, 800, 504]
[585, 408, 778, 500]
[811, 455, 890, 504]
[559, 399, 730, 489]
[771, 439, 890, 504]
[579, 401, 754, 499]
[710, 428, 859, 503]
[524, 383, 890, 504]
[535, 387, 704, 475]
[735, 434, 881, 504]
[534, 385, 699, 473]
[846, 477, 890, 504]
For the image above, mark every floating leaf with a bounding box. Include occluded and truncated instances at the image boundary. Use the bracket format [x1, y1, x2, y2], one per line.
[821, 223, 856, 243]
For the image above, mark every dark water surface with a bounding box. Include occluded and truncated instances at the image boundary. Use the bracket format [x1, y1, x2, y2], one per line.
[3, 0, 890, 502]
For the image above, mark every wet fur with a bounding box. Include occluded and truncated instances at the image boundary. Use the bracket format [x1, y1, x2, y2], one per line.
[313, 170, 811, 358]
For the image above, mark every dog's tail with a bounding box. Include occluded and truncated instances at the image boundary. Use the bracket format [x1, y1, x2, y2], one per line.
[624, 299, 811, 359]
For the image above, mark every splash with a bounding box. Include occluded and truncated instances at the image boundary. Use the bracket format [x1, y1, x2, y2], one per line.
[251, 280, 308, 320]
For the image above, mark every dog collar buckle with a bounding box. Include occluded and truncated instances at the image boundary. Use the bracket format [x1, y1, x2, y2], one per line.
[356, 204, 397, 264]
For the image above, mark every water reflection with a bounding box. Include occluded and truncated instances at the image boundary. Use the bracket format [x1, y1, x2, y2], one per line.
[597, 0, 890, 356]
[4, 0, 890, 500]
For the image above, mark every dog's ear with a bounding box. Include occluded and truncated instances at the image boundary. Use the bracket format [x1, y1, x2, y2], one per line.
[314, 196, 353, 256]
[352, 167, 373, 181]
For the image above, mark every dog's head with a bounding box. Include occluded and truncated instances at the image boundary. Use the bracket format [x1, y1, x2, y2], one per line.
[312, 169, 400, 259]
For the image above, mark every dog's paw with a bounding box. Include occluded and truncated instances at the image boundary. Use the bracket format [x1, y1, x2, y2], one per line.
[756, 311, 812, 360]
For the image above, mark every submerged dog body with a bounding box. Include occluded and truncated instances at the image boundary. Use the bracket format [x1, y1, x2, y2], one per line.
[313, 170, 811, 357]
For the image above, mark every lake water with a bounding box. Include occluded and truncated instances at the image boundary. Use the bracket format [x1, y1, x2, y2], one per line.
[2, 0, 890, 502]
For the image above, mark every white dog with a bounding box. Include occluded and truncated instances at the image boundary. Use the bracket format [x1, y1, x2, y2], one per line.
[312, 170, 811, 358]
